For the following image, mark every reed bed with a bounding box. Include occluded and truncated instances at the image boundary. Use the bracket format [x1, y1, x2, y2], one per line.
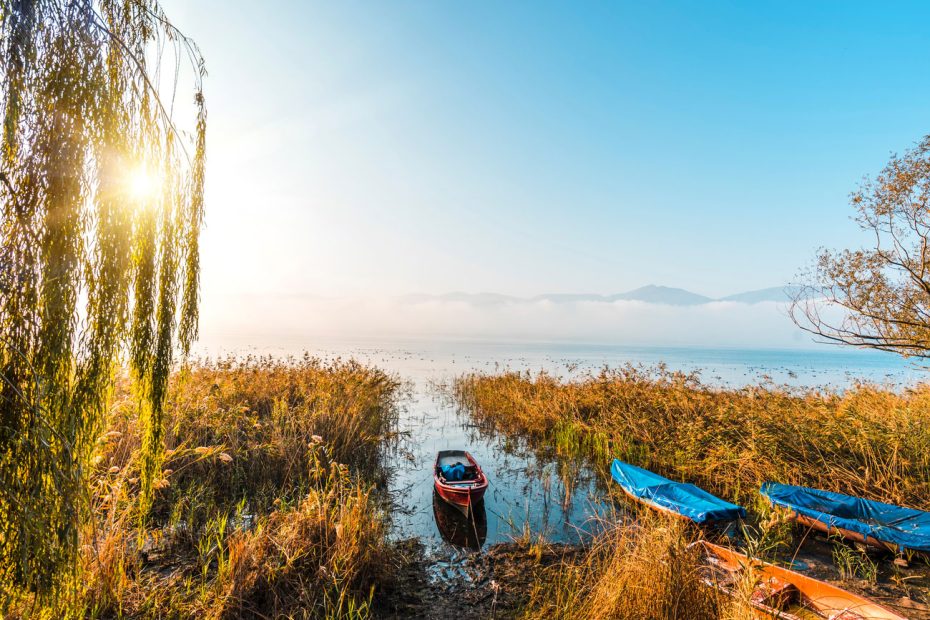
[458, 366, 930, 619]
[455, 366, 930, 510]
[520, 514, 720, 620]
[10, 356, 401, 619]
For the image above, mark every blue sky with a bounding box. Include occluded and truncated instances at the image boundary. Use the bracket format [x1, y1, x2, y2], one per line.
[164, 1, 930, 306]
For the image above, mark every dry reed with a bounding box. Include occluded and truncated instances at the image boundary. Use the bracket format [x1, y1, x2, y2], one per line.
[10, 356, 400, 619]
[455, 366, 930, 509]
[521, 513, 720, 620]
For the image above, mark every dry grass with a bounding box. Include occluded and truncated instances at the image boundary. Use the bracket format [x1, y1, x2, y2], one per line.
[207, 460, 388, 619]
[455, 366, 930, 510]
[10, 356, 400, 619]
[111, 355, 399, 524]
[455, 366, 930, 619]
[521, 514, 720, 620]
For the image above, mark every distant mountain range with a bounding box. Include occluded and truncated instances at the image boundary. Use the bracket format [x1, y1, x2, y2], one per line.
[399, 285, 805, 306]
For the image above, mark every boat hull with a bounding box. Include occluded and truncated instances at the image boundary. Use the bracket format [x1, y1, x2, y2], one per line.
[700, 541, 906, 619]
[434, 477, 487, 512]
[433, 450, 488, 514]
[791, 512, 898, 554]
[760, 482, 930, 554]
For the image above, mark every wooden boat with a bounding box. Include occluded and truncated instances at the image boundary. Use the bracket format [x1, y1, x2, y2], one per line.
[700, 541, 907, 619]
[761, 482, 930, 554]
[432, 489, 487, 550]
[433, 450, 488, 514]
[611, 459, 745, 524]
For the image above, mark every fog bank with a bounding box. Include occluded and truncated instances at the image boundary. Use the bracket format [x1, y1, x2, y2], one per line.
[198, 294, 817, 350]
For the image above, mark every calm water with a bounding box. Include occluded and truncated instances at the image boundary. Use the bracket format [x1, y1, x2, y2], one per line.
[201, 339, 923, 563]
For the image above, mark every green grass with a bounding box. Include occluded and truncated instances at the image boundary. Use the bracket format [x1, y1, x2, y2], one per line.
[832, 538, 879, 584]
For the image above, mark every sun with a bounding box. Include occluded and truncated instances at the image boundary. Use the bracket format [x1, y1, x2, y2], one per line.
[127, 165, 160, 202]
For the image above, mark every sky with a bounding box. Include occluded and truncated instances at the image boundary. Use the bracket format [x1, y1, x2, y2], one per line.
[160, 1, 930, 347]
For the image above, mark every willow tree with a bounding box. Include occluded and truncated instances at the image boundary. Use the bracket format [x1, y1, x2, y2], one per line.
[0, 0, 205, 600]
[791, 136, 930, 358]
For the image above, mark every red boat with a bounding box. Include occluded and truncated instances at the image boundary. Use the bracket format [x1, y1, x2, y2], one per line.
[433, 489, 487, 550]
[433, 450, 488, 514]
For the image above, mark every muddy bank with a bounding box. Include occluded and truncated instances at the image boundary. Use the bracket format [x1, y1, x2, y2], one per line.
[376, 540, 583, 620]
[374, 532, 930, 620]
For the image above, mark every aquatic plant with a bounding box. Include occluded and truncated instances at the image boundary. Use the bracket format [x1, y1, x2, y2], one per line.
[456, 366, 930, 617]
[832, 539, 879, 584]
[455, 366, 930, 510]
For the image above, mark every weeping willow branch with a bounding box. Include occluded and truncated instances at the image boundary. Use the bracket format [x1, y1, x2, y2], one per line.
[0, 0, 206, 603]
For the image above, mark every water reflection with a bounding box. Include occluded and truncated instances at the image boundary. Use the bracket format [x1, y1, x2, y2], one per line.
[380, 378, 613, 553]
[433, 490, 487, 550]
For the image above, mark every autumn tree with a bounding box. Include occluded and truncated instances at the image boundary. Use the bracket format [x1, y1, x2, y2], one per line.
[0, 0, 205, 601]
[792, 136, 930, 358]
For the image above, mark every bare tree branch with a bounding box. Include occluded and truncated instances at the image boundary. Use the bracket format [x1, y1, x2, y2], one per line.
[792, 136, 930, 358]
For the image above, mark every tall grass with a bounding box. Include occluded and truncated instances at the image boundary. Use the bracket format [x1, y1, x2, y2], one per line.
[455, 366, 930, 509]
[521, 514, 720, 620]
[8, 356, 400, 619]
[457, 366, 930, 619]
[206, 456, 388, 619]
[454, 367, 930, 620]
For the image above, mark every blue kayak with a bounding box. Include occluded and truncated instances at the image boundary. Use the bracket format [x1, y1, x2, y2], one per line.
[610, 460, 746, 524]
[761, 482, 930, 553]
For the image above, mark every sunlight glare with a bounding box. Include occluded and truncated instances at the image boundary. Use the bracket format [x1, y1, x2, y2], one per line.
[127, 165, 160, 202]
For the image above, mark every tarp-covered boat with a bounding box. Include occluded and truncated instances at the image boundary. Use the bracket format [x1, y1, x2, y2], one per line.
[761, 482, 930, 553]
[700, 541, 907, 619]
[610, 460, 746, 524]
[434, 450, 488, 514]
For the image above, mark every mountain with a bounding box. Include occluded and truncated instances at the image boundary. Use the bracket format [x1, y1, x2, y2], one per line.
[609, 285, 713, 306]
[719, 286, 803, 304]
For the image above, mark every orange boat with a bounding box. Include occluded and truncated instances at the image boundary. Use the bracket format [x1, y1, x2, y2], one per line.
[433, 450, 488, 514]
[699, 541, 906, 620]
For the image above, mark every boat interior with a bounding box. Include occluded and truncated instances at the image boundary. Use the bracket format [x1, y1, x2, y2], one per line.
[701, 561, 865, 620]
[436, 451, 480, 482]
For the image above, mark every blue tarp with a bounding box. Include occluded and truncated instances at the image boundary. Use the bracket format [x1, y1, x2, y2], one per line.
[761, 482, 930, 552]
[441, 463, 466, 481]
[610, 460, 746, 524]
